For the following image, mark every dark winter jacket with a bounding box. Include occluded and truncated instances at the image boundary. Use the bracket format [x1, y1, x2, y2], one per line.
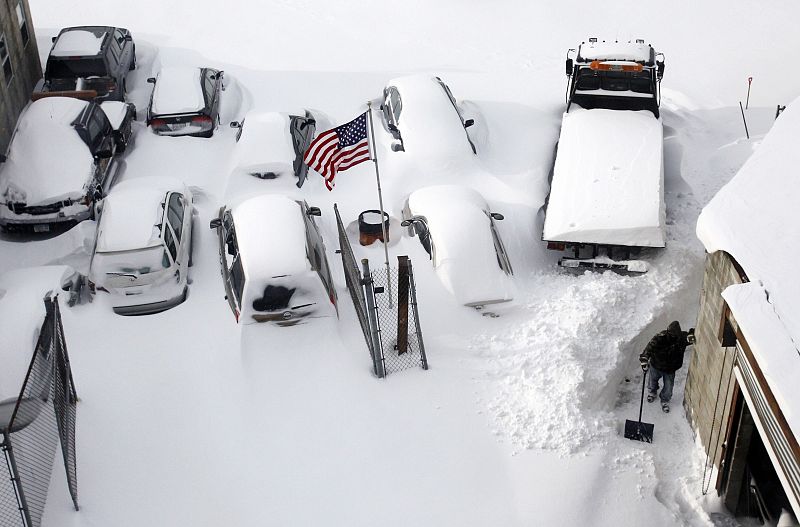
[640, 321, 691, 373]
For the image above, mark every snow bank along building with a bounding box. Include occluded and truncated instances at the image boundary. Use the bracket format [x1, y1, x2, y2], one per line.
[685, 99, 800, 523]
[0, 0, 40, 154]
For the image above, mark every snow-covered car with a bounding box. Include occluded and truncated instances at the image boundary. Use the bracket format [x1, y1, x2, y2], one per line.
[209, 194, 337, 325]
[381, 75, 477, 156]
[402, 185, 514, 307]
[0, 265, 82, 403]
[0, 96, 135, 233]
[88, 177, 194, 315]
[36, 26, 136, 102]
[146, 66, 224, 137]
[227, 110, 317, 190]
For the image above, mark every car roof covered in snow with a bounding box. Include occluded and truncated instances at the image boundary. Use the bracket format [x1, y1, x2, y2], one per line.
[542, 106, 665, 247]
[151, 67, 206, 116]
[697, 97, 800, 435]
[0, 265, 77, 401]
[225, 112, 298, 199]
[385, 75, 473, 157]
[230, 194, 310, 283]
[407, 185, 513, 306]
[51, 27, 109, 57]
[577, 39, 655, 64]
[0, 97, 93, 207]
[96, 177, 187, 252]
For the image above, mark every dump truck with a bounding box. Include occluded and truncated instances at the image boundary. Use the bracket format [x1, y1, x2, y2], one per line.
[542, 38, 666, 273]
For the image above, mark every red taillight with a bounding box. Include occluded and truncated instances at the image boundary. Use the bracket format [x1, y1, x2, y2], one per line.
[547, 242, 566, 251]
[329, 292, 336, 306]
[234, 309, 240, 323]
[149, 118, 166, 128]
[192, 115, 212, 124]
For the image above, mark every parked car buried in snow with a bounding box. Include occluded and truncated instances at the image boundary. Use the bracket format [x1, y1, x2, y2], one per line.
[209, 194, 337, 325]
[88, 177, 194, 315]
[146, 67, 224, 137]
[36, 26, 136, 102]
[0, 96, 135, 232]
[380, 75, 477, 156]
[227, 110, 317, 190]
[402, 185, 514, 307]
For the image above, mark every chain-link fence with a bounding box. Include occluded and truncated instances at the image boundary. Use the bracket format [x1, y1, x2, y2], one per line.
[0, 296, 79, 527]
[370, 258, 428, 375]
[334, 205, 428, 378]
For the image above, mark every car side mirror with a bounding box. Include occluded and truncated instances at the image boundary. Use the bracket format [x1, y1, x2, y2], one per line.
[463, 118, 474, 128]
[209, 218, 222, 229]
[387, 123, 398, 133]
[124, 35, 133, 41]
[147, 77, 156, 84]
[306, 206, 322, 217]
[657, 61, 665, 80]
[51, 36, 57, 43]
[490, 212, 505, 221]
[391, 141, 405, 152]
[229, 121, 241, 129]
[299, 118, 316, 130]
[565, 58, 574, 76]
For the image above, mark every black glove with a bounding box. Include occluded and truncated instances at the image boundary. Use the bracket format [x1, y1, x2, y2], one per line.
[639, 357, 649, 371]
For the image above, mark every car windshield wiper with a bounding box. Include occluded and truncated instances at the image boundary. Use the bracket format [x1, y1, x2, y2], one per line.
[106, 272, 138, 280]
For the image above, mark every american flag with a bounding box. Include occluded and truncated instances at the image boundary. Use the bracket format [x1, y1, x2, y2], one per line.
[303, 112, 371, 190]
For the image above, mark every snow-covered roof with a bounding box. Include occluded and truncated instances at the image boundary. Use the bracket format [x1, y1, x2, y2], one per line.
[151, 67, 206, 116]
[386, 75, 473, 158]
[0, 266, 76, 401]
[51, 29, 107, 57]
[100, 101, 129, 130]
[225, 112, 296, 198]
[407, 185, 514, 306]
[0, 97, 93, 206]
[96, 177, 186, 252]
[543, 106, 665, 247]
[230, 194, 310, 284]
[577, 40, 653, 64]
[697, 98, 800, 432]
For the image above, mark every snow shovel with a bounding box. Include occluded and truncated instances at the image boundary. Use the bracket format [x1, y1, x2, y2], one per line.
[624, 369, 654, 443]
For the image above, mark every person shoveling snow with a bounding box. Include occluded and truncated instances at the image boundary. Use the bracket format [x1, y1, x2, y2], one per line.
[639, 321, 695, 413]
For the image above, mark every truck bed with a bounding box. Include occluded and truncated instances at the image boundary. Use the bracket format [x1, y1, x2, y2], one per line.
[542, 106, 665, 248]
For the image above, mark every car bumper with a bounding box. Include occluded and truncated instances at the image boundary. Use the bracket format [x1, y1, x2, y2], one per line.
[112, 288, 188, 316]
[0, 207, 91, 230]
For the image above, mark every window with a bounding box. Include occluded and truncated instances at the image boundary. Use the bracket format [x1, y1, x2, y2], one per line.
[389, 88, 402, 123]
[230, 256, 245, 305]
[164, 227, 178, 263]
[167, 194, 184, 241]
[0, 33, 11, 86]
[203, 70, 215, 102]
[15, 2, 29, 46]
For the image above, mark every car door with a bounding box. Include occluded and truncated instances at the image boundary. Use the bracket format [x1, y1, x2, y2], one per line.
[382, 86, 402, 140]
[299, 201, 338, 312]
[166, 192, 189, 280]
[289, 113, 316, 188]
[488, 214, 513, 275]
[436, 77, 477, 154]
[203, 69, 220, 120]
[218, 210, 243, 319]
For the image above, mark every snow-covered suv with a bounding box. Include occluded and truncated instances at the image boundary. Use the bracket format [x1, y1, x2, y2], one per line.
[0, 96, 135, 232]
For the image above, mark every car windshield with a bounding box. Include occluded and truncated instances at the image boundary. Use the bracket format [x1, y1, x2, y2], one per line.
[47, 58, 107, 79]
[94, 246, 169, 276]
[575, 69, 653, 94]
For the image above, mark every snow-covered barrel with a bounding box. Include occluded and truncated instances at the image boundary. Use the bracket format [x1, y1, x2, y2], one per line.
[358, 210, 390, 246]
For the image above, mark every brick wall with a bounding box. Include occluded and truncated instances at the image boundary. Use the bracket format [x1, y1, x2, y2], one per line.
[684, 250, 743, 468]
[0, 0, 41, 154]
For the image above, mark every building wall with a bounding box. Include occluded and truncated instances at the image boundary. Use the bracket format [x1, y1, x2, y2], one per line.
[684, 250, 744, 468]
[0, 0, 41, 154]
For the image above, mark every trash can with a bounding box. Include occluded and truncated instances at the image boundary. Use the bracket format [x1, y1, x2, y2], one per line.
[359, 210, 390, 246]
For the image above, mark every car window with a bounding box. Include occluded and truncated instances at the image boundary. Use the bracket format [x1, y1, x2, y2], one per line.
[167, 193, 185, 241]
[0, 33, 12, 86]
[203, 70, 215, 101]
[86, 111, 107, 149]
[164, 226, 178, 263]
[389, 88, 402, 123]
[301, 202, 337, 307]
[488, 218, 513, 275]
[230, 255, 245, 306]
[575, 69, 600, 90]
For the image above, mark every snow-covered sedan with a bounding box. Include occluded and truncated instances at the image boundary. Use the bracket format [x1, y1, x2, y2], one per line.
[146, 66, 224, 137]
[227, 110, 317, 192]
[89, 177, 194, 315]
[380, 75, 477, 156]
[402, 185, 514, 307]
[209, 194, 337, 325]
[0, 96, 134, 232]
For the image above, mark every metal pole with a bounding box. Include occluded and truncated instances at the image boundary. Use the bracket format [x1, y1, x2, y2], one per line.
[745, 77, 752, 109]
[366, 101, 392, 307]
[362, 259, 385, 378]
[739, 101, 750, 140]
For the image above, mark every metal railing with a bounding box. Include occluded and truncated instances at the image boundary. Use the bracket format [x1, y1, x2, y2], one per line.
[1, 296, 78, 527]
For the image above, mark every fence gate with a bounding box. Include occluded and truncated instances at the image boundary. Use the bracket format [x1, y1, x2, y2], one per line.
[1, 296, 78, 527]
[334, 205, 428, 378]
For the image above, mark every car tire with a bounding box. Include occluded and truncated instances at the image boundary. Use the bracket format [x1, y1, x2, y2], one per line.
[129, 47, 137, 71]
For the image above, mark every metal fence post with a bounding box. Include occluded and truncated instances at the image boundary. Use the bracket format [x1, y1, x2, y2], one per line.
[362, 259, 386, 378]
[407, 259, 428, 370]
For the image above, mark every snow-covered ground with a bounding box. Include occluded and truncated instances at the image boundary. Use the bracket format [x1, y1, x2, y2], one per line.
[0, 1, 795, 525]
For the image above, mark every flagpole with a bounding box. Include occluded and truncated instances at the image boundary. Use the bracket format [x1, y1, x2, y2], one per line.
[366, 100, 393, 307]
